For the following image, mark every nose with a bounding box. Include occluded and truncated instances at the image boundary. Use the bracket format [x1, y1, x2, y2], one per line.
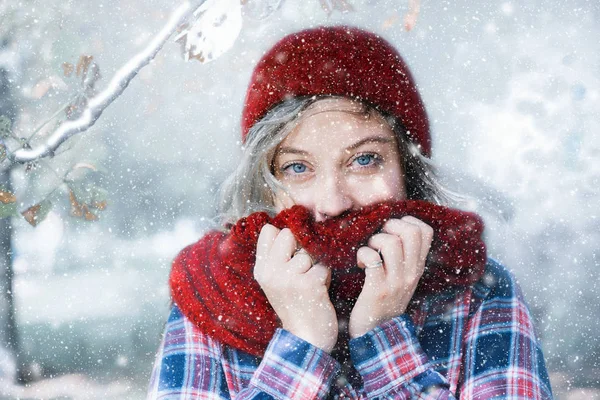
[314, 172, 353, 221]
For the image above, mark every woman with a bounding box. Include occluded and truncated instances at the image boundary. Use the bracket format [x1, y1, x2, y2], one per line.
[148, 26, 553, 399]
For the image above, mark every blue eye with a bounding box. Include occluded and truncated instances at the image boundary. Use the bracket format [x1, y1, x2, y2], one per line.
[356, 154, 375, 166]
[292, 164, 306, 173]
[283, 163, 306, 174]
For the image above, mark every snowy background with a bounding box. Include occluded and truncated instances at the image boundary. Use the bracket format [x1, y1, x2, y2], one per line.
[1, 0, 599, 398]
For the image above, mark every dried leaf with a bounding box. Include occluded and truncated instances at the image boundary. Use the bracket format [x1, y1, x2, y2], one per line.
[65, 104, 79, 119]
[88, 187, 108, 212]
[82, 204, 99, 221]
[69, 181, 92, 204]
[382, 12, 400, 30]
[76, 55, 94, 78]
[404, 12, 418, 31]
[404, 0, 420, 31]
[21, 204, 41, 225]
[69, 189, 84, 217]
[62, 62, 74, 77]
[21, 200, 52, 227]
[68, 185, 106, 221]
[0, 189, 16, 204]
[90, 200, 107, 211]
[0, 187, 18, 218]
[65, 95, 90, 121]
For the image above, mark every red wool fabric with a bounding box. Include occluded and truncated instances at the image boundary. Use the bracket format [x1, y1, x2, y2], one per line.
[241, 26, 432, 157]
[170, 200, 487, 357]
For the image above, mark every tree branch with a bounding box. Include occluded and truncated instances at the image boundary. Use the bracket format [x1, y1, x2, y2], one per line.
[8, 0, 207, 164]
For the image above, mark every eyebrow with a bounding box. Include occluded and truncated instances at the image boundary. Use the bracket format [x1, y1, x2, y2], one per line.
[276, 135, 395, 158]
[275, 147, 310, 156]
[344, 136, 395, 152]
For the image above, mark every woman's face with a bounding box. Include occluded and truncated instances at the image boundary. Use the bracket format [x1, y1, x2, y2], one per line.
[272, 98, 406, 221]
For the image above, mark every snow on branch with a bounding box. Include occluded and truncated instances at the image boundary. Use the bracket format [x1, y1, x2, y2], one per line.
[8, 0, 208, 164]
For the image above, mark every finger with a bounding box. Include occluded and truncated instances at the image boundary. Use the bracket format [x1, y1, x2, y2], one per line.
[368, 233, 404, 277]
[255, 224, 280, 282]
[256, 224, 280, 261]
[381, 219, 422, 280]
[304, 263, 330, 286]
[271, 228, 298, 262]
[399, 216, 434, 263]
[385, 217, 432, 267]
[357, 246, 385, 282]
[288, 249, 314, 274]
[356, 246, 383, 270]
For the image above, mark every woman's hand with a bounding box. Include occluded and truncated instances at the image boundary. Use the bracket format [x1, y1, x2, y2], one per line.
[254, 224, 338, 353]
[349, 216, 434, 339]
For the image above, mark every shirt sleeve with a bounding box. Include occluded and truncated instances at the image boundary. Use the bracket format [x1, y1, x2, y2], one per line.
[146, 304, 227, 399]
[249, 328, 340, 399]
[459, 262, 554, 399]
[147, 304, 340, 400]
[350, 315, 456, 399]
[349, 260, 553, 400]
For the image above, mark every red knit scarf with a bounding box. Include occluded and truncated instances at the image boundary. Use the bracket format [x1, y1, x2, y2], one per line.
[170, 200, 486, 357]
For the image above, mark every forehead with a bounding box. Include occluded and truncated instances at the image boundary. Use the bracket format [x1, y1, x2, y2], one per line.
[280, 98, 395, 150]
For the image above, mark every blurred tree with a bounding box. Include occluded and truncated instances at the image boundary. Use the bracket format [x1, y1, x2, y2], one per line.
[0, 38, 19, 385]
[0, 0, 228, 386]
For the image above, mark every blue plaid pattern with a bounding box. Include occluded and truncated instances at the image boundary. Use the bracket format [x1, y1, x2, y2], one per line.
[148, 259, 553, 399]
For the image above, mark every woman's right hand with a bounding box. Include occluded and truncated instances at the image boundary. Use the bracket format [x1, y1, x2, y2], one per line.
[254, 224, 338, 353]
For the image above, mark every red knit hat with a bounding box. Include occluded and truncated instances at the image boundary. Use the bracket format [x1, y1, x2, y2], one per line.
[241, 26, 432, 157]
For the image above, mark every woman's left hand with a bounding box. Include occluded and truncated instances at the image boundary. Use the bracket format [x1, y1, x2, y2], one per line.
[349, 216, 434, 339]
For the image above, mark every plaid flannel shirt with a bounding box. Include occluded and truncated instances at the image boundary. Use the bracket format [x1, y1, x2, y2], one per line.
[147, 259, 553, 399]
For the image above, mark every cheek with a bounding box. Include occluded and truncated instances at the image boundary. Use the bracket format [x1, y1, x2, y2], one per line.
[387, 168, 407, 199]
[273, 185, 315, 211]
[350, 171, 406, 205]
